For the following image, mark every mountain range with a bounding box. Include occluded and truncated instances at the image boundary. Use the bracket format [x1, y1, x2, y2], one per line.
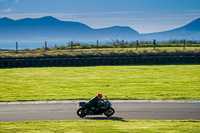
[0, 16, 200, 42]
[140, 18, 200, 41]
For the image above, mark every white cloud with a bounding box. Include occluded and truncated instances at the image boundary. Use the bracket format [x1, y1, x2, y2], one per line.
[0, 13, 76, 20]
[1, 8, 12, 12]
[188, 10, 200, 13]
[0, 11, 139, 20]
[76, 11, 141, 15]
[0, 0, 18, 3]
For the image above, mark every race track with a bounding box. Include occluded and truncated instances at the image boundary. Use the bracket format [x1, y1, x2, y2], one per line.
[0, 102, 200, 122]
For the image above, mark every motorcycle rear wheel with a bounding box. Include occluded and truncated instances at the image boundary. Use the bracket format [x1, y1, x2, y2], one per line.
[104, 107, 115, 117]
[77, 108, 87, 118]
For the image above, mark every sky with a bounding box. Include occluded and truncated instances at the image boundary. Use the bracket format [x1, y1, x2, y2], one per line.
[0, 0, 200, 34]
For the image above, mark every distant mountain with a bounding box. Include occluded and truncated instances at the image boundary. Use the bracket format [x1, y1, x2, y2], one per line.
[0, 16, 200, 42]
[141, 18, 200, 41]
[0, 16, 139, 42]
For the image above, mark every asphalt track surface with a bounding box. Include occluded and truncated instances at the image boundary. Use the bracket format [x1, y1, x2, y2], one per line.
[0, 102, 200, 122]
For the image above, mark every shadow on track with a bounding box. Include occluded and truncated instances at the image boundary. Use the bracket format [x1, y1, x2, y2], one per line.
[84, 116, 123, 121]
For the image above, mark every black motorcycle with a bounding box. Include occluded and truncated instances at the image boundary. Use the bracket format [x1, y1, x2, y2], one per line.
[77, 96, 115, 118]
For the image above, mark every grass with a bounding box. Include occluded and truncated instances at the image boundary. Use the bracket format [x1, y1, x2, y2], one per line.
[0, 47, 199, 58]
[0, 65, 200, 101]
[0, 120, 200, 133]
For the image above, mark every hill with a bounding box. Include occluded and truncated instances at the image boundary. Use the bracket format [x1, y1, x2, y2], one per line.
[141, 18, 200, 41]
[0, 16, 200, 42]
[0, 16, 139, 42]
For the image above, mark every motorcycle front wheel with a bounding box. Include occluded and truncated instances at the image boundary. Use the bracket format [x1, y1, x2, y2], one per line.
[104, 107, 115, 117]
[77, 108, 87, 118]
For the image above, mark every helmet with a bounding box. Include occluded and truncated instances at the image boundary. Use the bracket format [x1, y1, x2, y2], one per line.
[97, 94, 103, 98]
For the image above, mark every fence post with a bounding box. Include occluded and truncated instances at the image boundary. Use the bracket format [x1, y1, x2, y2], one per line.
[16, 42, 18, 53]
[96, 40, 99, 50]
[183, 40, 186, 50]
[153, 39, 156, 50]
[122, 40, 124, 51]
[117, 39, 119, 48]
[71, 41, 73, 52]
[45, 41, 47, 50]
[136, 40, 139, 51]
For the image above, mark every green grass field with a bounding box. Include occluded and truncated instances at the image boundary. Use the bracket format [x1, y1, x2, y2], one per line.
[0, 120, 200, 133]
[0, 65, 199, 101]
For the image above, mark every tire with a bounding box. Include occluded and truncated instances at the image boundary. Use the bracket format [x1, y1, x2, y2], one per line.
[104, 107, 115, 117]
[77, 108, 87, 118]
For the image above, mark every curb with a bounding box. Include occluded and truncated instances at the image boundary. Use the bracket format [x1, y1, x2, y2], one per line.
[0, 100, 200, 105]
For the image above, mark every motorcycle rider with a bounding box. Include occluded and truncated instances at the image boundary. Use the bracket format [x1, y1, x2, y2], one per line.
[77, 93, 115, 117]
[86, 94, 103, 109]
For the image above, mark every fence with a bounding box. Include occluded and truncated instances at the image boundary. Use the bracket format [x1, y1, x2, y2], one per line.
[0, 56, 199, 68]
[1, 39, 200, 51]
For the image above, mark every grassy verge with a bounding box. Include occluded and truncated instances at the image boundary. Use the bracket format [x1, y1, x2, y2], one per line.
[0, 120, 200, 133]
[0, 65, 199, 101]
[0, 48, 199, 58]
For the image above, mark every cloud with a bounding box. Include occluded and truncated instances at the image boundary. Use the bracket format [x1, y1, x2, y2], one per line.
[77, 11, 140, 15]
[0, 11, 140, 19]
[188, 10, 200, 13]
[1, 8, 12, 12]
[0, 0, 18, 3]
[0, 13, 76, 20]
[0, 11, 138, 21]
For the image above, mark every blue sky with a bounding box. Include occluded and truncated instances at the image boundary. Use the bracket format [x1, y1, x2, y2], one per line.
[0, 0, 200, 33]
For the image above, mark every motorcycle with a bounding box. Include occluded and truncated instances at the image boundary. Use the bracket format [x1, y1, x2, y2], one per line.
[77, 96, 115, 118]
